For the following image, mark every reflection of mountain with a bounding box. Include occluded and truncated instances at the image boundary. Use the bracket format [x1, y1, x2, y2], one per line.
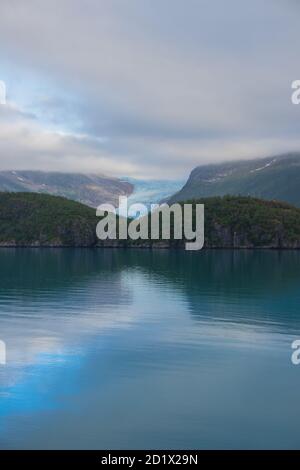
[1, 252, 299, 449]
[0, 248, 129, 295]
[0, 249, 300, 334]
[0, 249, 134, 380]
[1, 249, 300, 390]
[92, 249, 300, 334]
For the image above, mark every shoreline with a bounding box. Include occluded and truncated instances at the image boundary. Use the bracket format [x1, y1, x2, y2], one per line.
[0, 244, 300, 250]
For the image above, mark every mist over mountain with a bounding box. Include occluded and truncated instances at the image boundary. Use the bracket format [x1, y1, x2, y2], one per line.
[2, 152, 300, 213]
[168, 153, 300, 207]
[0, 171, 184, 212]
[0, 170, 133, 208]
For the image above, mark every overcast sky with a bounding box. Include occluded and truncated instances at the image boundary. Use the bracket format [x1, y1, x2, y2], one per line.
[0, 0, 300, 179]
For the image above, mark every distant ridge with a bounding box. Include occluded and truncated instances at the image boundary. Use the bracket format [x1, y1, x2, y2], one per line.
[0, 170, 133, 208]
[168, 153, 300, 206]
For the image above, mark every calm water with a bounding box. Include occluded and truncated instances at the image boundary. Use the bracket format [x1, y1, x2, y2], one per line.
[0, 249, 300, 449]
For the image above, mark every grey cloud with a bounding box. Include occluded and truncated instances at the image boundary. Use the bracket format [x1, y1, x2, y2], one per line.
[0, 0, 299, 177]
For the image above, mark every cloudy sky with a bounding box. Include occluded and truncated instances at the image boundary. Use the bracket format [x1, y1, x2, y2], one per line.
[0, 0, 300, 179]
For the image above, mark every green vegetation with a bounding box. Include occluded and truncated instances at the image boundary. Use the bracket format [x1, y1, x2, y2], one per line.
[193, 196, 300, 248]
[0, 192, 300, 248]
[0, 192, 98, 246]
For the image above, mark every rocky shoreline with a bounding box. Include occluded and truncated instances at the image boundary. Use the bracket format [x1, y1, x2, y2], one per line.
[0, 240, 300, 249]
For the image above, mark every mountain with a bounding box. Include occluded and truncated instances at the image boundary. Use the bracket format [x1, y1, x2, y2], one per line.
[1, 192, 300, 249]
[0, 170, 133, 207]
[168, 153, 300, 206]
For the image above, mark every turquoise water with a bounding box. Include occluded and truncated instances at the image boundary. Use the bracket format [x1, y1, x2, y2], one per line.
[0, 249, 300, 449]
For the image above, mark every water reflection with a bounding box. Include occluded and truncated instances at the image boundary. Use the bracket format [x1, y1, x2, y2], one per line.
[0, 249, 299, 449]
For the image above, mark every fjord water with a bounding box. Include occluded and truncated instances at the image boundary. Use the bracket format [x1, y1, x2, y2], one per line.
[0, 249, 300, 449]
